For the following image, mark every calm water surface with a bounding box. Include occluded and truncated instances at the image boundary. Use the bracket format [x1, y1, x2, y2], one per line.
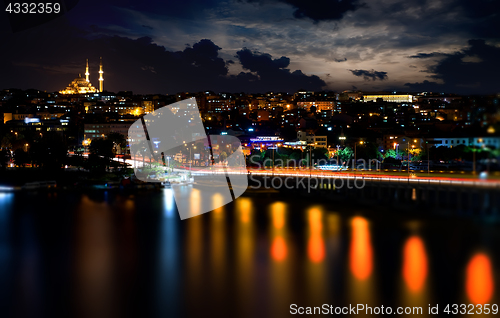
[0, 189, 498, 317]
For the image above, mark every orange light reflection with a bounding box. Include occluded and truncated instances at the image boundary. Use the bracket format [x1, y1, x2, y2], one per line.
[212, 193, 224, 213]
[466, 253, 494, 304]
[270, 202, 287, 262]
[307, 208, 324, 263]
[271, 236, 287, 261]
[272, 202, 285, 229]
[402, 236, 427, 293]
[349, 216, 373, 280]
[239, 198, 252, 223]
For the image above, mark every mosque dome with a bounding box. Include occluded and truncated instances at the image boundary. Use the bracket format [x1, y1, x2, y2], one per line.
[59, 61, 101, 95]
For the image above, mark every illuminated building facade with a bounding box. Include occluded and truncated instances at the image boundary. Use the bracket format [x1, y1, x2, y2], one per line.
[249, 136, 284, 150]
[83, 123, 131, 142]
[59, 59, 101, 94]
[297, 101, 336, 112]
[363, 94, 415, 103]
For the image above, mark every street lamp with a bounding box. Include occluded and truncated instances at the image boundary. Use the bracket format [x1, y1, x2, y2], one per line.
[336, 145, 341, 170]
[189, 145, 196, 171]
[166, 156, 171, 177]
[309, 144, 313, 178]
[272, 145, 275, 176]
[407, 140, 410, 176]
[426, 141, 430, 175]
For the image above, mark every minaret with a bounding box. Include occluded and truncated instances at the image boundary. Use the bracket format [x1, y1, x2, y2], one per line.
[98, 57, 104, 92]
[85, 59, 90, 82]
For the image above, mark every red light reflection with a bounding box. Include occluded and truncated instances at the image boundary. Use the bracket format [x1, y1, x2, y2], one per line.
[466, 253, 494, 304]
[307, 208, 324, 263]
[271, 236, 287, 261]
[402, 236, 427, 293]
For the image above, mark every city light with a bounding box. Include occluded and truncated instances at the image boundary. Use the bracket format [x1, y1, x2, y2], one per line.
[403, 236, 428, 293]
[466, 253, 494, 304]
[2, 39, 500, 318]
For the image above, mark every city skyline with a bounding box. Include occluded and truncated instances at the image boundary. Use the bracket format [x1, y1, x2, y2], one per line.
[1, 0, 500, 94]
[1, 1, 500, 315]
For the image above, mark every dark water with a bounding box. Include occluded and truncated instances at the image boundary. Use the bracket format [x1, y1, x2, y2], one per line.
[0, 189, 498, 318]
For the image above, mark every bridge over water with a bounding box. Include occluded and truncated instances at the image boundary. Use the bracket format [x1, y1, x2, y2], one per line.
[243, 171, 500, 217]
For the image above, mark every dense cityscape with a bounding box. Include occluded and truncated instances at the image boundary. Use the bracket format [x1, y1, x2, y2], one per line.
[2, 0, 500, 317]
[1, 72, 499, 180]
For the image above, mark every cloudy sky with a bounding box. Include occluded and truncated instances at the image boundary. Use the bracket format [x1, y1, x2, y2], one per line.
[1, 0, 499, 94]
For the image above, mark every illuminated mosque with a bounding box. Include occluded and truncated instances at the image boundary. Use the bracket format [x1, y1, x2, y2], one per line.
[59, 57, 104, 94]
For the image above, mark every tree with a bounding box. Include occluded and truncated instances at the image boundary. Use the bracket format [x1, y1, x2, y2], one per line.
[247, 149, 262, 167]
[13, 149, 30, 167]
[29, 132, 67, 170]
[290, 149, 303, 166]
[89, 138, 114, 158]
[1, 135, 13, 149]
[89, 138, 115, 171]
[107, 132, 127, 155]
[357, 142, 382, 160]
[0, 149, 10, 170]
[219, 151, 228, 163]
[384, 148, 404, 160]
[312, 148, 329, 161]
[408, 148, 422, 162]
[134, 139, 151, 167]
[338, 146, 354, 163]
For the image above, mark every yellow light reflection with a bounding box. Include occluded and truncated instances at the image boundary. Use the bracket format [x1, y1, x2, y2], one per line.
[305, 207, 328, 305]
[269, 201, 292, 316]
[349, 216, 373, 280]
[272, 202, 286, 229]
[236, 197, 254, 311]
[327, 213, 340, 235]
[466, 253, 494, 304]
[270, 202, 287, 262]
[210, 195, 226, 295]
[75, 195, 114, 316]
[189, 188, 201, 217]
[403, 236, 428, 293]
[238, 197, 252, 223]
[212, 193, 224, 214]
[307, 207, 324, 263]
[308, 207, 323, 233]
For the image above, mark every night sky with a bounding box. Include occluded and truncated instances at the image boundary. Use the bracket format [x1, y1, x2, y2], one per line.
[1, 0, 499, 94]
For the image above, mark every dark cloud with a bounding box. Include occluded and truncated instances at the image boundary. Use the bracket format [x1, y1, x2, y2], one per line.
[405, 39, 500, 94]
[404, 80, 442, 92]
[0, 18, 324, 93]
[245, 0, 363, 21]
[456, 0, 500, 38]
[237, 49, 290, 72]
[285, 0, 364, 21]
[181, 39, 228, 75]
[409, 52, 448, 59]
[233, 48, 325, 91]
[2, 0, 499, 94]
[349, 69, 388, 81]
